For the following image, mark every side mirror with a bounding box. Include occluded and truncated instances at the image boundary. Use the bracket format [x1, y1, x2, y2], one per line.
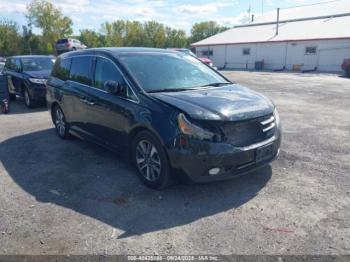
[104, 80, 121, 95]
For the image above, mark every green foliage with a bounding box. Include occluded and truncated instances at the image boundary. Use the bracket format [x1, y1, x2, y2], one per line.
[100, 20, 188, 48]
[190, 21, 229, 43]
[0, 0, 231, 56]
[78, 29, 105, 48]
[0, 19, 22, 56]
[26, 0, 73, 53]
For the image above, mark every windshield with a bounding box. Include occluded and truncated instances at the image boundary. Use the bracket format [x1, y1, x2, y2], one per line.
[22, 57, 54, 72]
[119, 53, 228, 92]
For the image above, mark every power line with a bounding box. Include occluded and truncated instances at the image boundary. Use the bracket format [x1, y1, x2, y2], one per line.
[281, 0, 342, 11]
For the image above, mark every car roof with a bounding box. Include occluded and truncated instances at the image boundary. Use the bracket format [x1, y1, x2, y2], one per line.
[60, 47, 178, 59]
[9, 55, 54, 59]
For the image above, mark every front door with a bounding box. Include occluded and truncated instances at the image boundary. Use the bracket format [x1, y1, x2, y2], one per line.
[84, 56, 137, 151]
[6, 58, 23, 95]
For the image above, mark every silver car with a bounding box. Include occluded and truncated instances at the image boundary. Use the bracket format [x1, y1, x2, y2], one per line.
[55, 38, 87, 55]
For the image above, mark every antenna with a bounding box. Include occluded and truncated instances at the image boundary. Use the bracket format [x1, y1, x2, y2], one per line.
[248, 4, 251, 23]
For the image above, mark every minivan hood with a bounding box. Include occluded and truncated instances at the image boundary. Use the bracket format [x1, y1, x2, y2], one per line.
[24, 70, 51, 79]
[149, 84, 274, 121]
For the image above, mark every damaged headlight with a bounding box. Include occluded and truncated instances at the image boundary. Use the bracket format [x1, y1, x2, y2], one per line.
[177, 113, 214, 141]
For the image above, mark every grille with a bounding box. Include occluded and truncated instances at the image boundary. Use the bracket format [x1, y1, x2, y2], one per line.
[221, 114, 275, 147]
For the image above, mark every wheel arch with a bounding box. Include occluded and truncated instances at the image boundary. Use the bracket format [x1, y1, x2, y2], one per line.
[127, 125, 170, 164]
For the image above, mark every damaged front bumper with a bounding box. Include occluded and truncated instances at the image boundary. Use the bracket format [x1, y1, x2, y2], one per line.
[167, 130, 281, 183]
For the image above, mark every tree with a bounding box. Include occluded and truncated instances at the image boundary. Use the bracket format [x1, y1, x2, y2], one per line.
[101, 20, 125, 47]
[0, 19, 22, 56]
[143, 21, 166, 48]
[190, 21, 229, 43]
[78, 29, 105, 48]
[26, 0, 73, 53]
[165, 27, 188, 48]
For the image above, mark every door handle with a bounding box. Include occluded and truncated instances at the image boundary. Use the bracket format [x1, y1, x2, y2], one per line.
[80, 97, 95, 106]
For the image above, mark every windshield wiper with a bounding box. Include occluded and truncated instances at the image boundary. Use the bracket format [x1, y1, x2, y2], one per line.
[147, 88, 194, 93]
[199, 82, 231, 87]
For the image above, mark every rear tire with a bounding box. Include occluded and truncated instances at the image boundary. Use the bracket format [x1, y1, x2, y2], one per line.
[52, 105, 71, 139]
[131, 131, 172, 189]
[346, 66, 350, 77]
[23, 88, 34, 108]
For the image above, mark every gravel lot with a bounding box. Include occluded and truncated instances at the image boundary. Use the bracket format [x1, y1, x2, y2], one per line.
[0, 71, 349, 255]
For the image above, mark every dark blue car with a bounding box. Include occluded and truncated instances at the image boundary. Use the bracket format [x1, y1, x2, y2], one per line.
[46, 48, 282, 189]
[4, 55, 55, 108]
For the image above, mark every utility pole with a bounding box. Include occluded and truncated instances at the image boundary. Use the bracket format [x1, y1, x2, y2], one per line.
[276, 8, 280, 35]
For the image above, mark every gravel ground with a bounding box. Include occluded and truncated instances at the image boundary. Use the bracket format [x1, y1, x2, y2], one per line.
[0, 71, 349, 255]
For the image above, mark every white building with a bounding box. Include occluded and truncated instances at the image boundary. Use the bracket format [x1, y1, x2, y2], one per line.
[192, 0, 350, 72]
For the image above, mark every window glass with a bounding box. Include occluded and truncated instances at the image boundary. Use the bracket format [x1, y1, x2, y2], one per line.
[305, 46, 317, 55]
[52, 58, 71, 80]
[22, 57, 54, 72]
[70, 56, 92, 85]
[119, 53, 227, 92]
[4, 58, 14, 70]
[56, 39, 68, 44]
[94, 57, 124, 90]
[243, 48, 251, 55]
[201, 50, 213, 56]
[14, 59, 22, 71]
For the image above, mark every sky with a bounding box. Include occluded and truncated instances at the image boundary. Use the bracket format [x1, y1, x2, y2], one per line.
[0, 0, 336, 34]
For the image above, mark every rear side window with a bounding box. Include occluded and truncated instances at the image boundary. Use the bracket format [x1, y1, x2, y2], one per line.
[70, 56, 92, 85]
[51, 58, 71, 80]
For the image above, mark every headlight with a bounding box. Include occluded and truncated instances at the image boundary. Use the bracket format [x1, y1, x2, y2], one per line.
[177, 113, 214, 140]
[29, 78, 47, 85]
[274, 107, 281, 127]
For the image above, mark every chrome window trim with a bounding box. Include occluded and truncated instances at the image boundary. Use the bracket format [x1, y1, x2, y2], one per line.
[60, 54, 140, 104]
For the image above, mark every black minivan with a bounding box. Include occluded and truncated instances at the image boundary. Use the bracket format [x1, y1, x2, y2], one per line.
[46, 48, 281, 189]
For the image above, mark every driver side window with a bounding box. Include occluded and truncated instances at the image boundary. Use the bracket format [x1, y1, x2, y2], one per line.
[94, 57, 123, 90]
[94, 57, 137, 101]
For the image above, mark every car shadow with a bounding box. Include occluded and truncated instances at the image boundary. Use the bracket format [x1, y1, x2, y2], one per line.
[8, 98, 48, 114]
[0, 128, 272, 238]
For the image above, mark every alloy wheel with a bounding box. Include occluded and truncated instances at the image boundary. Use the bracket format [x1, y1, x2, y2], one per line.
[55, 107, 66, 137]
[136, 140, 161, 182]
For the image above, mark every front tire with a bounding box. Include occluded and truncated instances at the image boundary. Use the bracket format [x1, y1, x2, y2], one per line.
[53, 105, 70, 139]
[23, 88, 34, 108]
[132, 131, 171, 189]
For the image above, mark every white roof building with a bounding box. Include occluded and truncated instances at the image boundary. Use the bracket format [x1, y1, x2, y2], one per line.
[192, 0, 350, 72]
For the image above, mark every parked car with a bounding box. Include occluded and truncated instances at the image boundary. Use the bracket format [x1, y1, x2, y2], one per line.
[3, 55, 55, 107]
[55, 38, 87, 55]
[167, 48, 214, 67]
[341, 58, 350, 77]
[46, 48, 281, 189]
